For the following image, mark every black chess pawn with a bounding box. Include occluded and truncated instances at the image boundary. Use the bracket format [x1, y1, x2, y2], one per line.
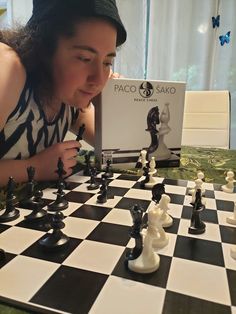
[48, 158, 68, 211]
[97, 178, 108, 203]
[76, 124, 86, 152]
[103, 159, 113, 179]
[24, 189, 47, 221]
[189, 189, 206, 234]
[125, 204, 144, 263]
[83, 153, 92, 176]
[87, 167, 99, 190]
[39, 211, 69, 249]
[140, 166, 150, 189]
[19, 166, 37, 209]
[76, 123, 86, 141]
[0, 177, 20, 222]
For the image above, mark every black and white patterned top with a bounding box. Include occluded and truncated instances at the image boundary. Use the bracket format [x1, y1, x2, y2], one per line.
[0, 80, 79, 160]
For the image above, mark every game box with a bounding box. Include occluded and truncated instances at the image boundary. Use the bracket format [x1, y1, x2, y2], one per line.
[94, 78, 186, 170]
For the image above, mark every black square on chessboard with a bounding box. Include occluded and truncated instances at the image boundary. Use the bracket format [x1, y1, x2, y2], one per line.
[30, 265, 108, 314]
[16, 215, 53, 232]
[220, 225, 236, 244]
[167, 193, 185, 205]
[163, 217, 180, 234]
[115, 197, 151, 211]
[216, 199, 235, 211]
[22, 237, 82, 264]
[107, 186, 130, 197]
[213, 183, 223, 191]
[112, 248, 172, 288]
[204, 189, 215, 198]
[117, 174, 142, 181]
[70, 204, 111, 221]
[86, 222, 130, 246]
[227, 269, 236, 306]
[162, 290, 231, 314]
[182, 205, 218, 224]
[65, 191, 94, 203]
[174, 235, 225, 267]
[0, 252, 16, 269]
[0, 224, 10, 234]
[64, 181, 81, 190]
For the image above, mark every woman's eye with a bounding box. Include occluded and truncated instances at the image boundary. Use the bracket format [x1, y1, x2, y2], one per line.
[104, 62, 113, 67]
[77, 56, 91, 62]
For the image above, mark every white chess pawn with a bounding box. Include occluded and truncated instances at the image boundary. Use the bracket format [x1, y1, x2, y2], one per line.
[128, 206, 160, 274]
[145, 157, 158, 188]
[141, 150, 148, 169]
[230, 245, 236, 260]
[149, 157, 157, 175]
[189, 171, 205, 196]
[222, 170, 235, 193]
[159, 194, 173, 227]
[152, 206, 169, 249]
[226, 201, 236, 225]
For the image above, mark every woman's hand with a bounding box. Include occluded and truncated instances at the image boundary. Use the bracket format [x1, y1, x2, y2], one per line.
[29, 140, 81, 181]
[109, 69, 123, 79]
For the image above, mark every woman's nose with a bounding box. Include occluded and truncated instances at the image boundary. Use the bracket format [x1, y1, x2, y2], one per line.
[88, 63, 105, 86]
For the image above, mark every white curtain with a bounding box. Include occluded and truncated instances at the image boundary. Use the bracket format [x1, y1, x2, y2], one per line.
[115, 0, 236, 148]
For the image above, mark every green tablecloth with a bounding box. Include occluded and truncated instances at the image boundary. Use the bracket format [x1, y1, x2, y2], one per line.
[0, 146, 235, 313]
[0, 146, 236, 209]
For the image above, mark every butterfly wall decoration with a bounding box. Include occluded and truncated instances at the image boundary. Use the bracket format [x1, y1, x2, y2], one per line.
[212, 15, 220, 28]
[219, 31, 231, 46]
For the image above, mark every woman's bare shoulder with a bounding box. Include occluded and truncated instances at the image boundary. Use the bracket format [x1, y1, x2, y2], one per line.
[0, 43, 26, 130]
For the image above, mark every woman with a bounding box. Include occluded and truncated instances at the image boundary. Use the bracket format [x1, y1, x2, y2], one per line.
[0, 0, 126, 185]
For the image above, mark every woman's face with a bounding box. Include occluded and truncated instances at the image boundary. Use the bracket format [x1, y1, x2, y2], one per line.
[52, 17, 117, 108]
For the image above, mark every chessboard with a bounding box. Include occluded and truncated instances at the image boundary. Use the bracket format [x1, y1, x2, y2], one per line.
[0, 171, 235, 314]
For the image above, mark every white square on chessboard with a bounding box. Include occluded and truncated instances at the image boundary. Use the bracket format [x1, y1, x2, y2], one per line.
[183, 195, 217, 210]
[217, 210, 236, 226]
[72, 183, 99, 193]
[0, 255, 59, 302]
[139, 176, 164, 184]
[167, 257, 231, 306]
[222, 243, 236, 271]
[89, 275, 166, 314]
[0, 226, 44, 254]
[146, 202, 183, 219]
[102, 208, 132, 226]
[96, 172, 121, 179]
[0, 208, 30, 226]
[63, 240, 125, 275]
[63, 217, 99, 239]
[168, 203, 184, 219]
[165, 184, 187, 195]
[204, 197, 217, 210]
[153, 232, 177, 257]
[214, 190, 236, 202]
[42, 188, 59, 200]
[61, 201, 83, 216]
[187, 181, 214, 191]
[124, 188, 152, 200]
[232, 306, 236, 314]
[108, 179, 137, 189]
[85, 194, 122, 208]
[178, 219, 221, 242]
[66, 173, 90, 183]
